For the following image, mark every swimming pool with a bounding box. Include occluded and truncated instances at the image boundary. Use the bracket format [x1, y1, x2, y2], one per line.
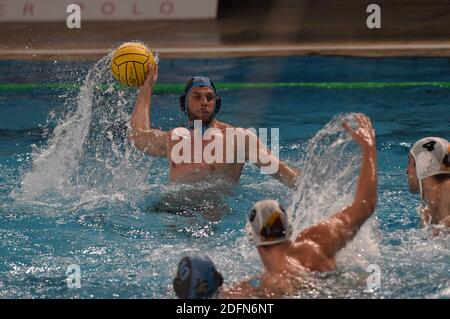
[0, 56, 449, 298]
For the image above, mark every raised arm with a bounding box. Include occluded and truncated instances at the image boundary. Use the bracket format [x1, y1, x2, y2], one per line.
[128, 63, 169, 157]
[296, 114, 377, 259]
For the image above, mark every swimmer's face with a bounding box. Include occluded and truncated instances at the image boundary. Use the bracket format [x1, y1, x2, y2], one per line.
[407, 154, 420, 193]
[187, 87, 216, 123]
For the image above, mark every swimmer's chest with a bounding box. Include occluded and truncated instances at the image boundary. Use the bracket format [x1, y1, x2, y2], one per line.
[168, 159, 244, 182]
[168, 129, 245, 168]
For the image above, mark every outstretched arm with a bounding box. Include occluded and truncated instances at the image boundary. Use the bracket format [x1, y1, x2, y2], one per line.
[296, 114, 377, 259]
[259, 145, 301, 189]
[128, 63, 169, 157]
[244, 130, 300, 189]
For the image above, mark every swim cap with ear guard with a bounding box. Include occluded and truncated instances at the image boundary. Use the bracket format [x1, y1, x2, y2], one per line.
[246, 199, 292, 247]
[179, 77, 221, 116]
[173, 254, 223, 299]
[410, 137, 450, 197]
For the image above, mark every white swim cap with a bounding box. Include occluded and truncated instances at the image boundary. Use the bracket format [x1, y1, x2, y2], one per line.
[410, 137, 450, 196]
[245, 199, 292, 247]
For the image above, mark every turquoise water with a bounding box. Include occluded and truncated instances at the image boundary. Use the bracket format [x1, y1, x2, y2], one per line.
[0, 56, 449, 298]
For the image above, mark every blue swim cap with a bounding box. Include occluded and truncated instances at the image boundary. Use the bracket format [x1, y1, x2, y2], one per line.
[173, 254, 223, 299]
[184, 77, 217, 95]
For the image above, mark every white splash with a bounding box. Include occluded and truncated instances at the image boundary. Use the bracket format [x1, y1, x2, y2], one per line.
[12, 54, 157, 211]
[288, 113, 380, 268]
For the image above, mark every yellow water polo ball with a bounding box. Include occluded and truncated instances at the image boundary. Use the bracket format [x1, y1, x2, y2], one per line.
[111, 42, 155, 87]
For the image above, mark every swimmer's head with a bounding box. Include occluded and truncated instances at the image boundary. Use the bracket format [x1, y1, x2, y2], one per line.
[246, 199, 292, 247]
[408, 137, 450, 196]
[179, 77, 221, 124]
[173, 254, 223, 299]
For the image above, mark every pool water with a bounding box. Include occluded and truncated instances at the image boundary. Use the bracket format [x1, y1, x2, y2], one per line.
[0, 56, 449, 298]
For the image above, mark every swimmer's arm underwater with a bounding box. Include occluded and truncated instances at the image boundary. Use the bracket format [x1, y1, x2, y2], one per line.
[128, 63, 169, 157]
[243, 129, 300, 189]
[295, 114, 377, 259]
[219, 279, 260, 299]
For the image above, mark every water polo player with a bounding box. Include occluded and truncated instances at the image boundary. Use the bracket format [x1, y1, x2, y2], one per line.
[174, 114, 378, 298]
[128, 63, 300, 188]
[407, 137, 450, 227]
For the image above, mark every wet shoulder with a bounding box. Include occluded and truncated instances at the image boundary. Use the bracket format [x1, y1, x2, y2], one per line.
[213, 120, 234, 130]
[168, 127, 190, 139]
[292, 240, 336, 272]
